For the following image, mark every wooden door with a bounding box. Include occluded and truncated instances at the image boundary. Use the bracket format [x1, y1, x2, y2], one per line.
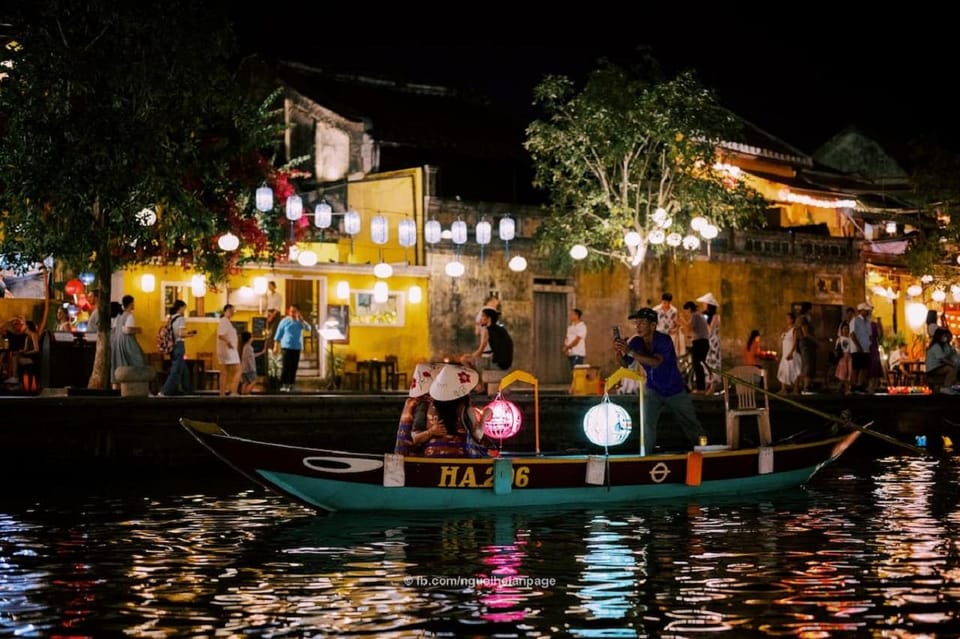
[534, 291, 569, 384]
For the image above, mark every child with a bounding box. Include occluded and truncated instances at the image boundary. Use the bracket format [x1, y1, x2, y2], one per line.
[834, 323, 853, 395]
[239, 331, 264, 395]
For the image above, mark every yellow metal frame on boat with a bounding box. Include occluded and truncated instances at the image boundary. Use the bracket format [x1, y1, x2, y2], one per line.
[604, 367, 647, 455]
[498, 370, 540, 455]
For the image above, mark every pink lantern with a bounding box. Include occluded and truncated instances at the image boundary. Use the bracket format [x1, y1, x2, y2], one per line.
[482, 394, 522, 442]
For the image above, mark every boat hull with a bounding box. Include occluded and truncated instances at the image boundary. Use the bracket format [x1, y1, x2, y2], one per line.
[182, 419, 858, 512]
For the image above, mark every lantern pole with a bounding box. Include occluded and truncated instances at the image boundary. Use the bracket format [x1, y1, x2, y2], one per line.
[497, 370, 540, 455]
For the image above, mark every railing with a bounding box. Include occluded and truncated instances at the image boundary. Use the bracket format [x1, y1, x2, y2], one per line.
[723, 229, 858, 262]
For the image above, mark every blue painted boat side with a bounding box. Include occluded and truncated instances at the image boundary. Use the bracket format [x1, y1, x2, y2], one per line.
[257, 466, 820, 512]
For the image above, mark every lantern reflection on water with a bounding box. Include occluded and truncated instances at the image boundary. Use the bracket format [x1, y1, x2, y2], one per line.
[582, 399, 632, 447]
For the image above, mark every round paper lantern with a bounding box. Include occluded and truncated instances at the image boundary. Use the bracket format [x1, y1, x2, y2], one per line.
[64, 278, 84, 296]
[79, 271, 95, 286]
[424, 219, 442, 244]
[217, 231, 239, 251]
[570, 244, 588, 260]
[583, 401, 632, 447]
[483, 395, 522, 441]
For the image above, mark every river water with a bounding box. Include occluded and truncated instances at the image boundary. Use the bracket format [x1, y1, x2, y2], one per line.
[1, 454, 959, 637]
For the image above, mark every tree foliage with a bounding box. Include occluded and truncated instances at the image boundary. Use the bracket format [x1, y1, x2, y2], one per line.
[0, 0, 293, 387]
[524, 61, 767, 275]
[0, 0, 291, 283]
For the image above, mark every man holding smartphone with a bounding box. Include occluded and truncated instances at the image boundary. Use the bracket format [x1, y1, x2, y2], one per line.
[614, 307, 705, 453]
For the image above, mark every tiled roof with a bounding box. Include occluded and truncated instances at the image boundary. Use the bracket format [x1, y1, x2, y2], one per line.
[276, 62, 528, 161]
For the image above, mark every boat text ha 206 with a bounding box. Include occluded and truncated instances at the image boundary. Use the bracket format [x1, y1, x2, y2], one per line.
[180, 367, 864, 512]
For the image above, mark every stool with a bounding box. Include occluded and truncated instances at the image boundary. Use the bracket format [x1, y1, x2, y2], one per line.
[115, 365, 156, 397]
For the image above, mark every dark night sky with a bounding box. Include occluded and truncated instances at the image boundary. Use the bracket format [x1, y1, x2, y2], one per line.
[233, 14, 960, 155]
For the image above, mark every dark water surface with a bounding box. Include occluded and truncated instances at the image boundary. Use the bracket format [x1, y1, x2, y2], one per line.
[2, 455, 959, 637]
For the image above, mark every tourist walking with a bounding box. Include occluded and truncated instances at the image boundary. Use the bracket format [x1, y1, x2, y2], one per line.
[217, 304, 241, 396]
[110, 295, 146, 387]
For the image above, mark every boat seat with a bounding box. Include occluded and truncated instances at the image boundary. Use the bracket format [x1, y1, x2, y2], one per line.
[722, 365, 772, 450]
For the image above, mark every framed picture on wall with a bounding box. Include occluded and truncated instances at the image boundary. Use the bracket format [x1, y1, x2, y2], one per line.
[352, 290, 405, 327]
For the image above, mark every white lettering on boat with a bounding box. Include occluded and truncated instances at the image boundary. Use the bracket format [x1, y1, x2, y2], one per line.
[649, 462, 671, 483]
[302, 456, 384, 474]
[439, 465, 531, 488]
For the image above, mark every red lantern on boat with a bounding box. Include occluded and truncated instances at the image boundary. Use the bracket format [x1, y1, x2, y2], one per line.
[64, 278, 84, 296]
[482, 394, 522, 442]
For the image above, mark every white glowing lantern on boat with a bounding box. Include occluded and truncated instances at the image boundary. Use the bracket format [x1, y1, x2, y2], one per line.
[582, 400, 632, 447]
[482, 394, 522, 442]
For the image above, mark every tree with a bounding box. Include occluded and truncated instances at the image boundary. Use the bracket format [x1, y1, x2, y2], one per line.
[0, 0, 292, 388]
[524, 61, 767, 307]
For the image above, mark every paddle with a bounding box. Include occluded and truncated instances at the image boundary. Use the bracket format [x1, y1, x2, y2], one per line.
[707, 365, 930, 457]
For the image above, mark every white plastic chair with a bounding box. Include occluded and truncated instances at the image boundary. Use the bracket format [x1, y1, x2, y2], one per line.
[722, 365, 772, 449]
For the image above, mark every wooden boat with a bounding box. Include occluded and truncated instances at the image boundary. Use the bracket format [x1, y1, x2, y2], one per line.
[180, 418, 861, 513]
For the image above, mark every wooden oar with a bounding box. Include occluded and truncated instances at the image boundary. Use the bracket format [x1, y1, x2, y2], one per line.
[707, 365, 929, 456]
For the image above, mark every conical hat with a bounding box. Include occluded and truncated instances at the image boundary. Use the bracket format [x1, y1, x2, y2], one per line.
[428, 364, 480, 401]
[696, 292, 719, 307]
[408, 363, 442, 398]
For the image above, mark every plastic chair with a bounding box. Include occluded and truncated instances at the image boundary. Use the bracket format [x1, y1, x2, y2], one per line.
[385, 354, 407, 390]
[722, 365, 772, 449]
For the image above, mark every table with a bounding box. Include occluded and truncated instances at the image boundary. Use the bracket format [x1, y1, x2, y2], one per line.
[358, 359, 388, 392]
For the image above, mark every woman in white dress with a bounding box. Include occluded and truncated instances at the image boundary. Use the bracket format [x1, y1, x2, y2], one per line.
[777, 311, 802, 394]
[697, 292, 722, 395]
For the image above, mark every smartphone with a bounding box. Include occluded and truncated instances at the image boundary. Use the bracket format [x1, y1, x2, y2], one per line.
[612, 326, 621, 340]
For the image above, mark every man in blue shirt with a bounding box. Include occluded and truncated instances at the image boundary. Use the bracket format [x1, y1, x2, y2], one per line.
[614, 307, 705, 453]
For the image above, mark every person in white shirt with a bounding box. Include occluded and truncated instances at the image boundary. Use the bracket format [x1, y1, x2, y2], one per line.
[563, 308, 587, 369]
[217, 304, 241, 396]
[653, 293, 681, 355]
[264, 281, 283, 314]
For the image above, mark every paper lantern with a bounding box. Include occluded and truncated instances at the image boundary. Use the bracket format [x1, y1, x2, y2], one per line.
[424, 219, 442, 244]
[451, 219, 467, 245]
[445, 260, 464, 277]
[141, 273, 156, 293]
[700, 224, 719, 240]
[583, 400, 632, 447]
[483, 395, 522, 441]
[665, 233, 682, 247]
[475, 219, 491, 245]
[285, 194, 303, 221]
[252, 277, 268, 295]
[690, 216, 707, 231]
[570, 244, 588, 260]
[682, 235, 701, 250]
[373, 281, 388, 303]
[314, 201, 332, 228]
[217, 232, 239, 251]
[64, 279, 84, 296]
[371, 215, 388, 244]
[255, 185, 273, 212]
[336, 281, 350, 300]
[499, 216, 515, 241]
[343, 210, 361, 235]
[508, 255, 527, 272]
[297, 249, 318, 266]
[624, 231, 641, 247]
[398, 219, 417, 247]
[373, 262, 393, 279]
[79, 271, 95, 286]
[408, 285, 422, 303]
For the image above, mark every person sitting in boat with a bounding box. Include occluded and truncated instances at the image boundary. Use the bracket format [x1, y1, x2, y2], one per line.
[394, 363, 438, 455]
[411, 364, 488, 458]
[614, 307, 706, 452]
